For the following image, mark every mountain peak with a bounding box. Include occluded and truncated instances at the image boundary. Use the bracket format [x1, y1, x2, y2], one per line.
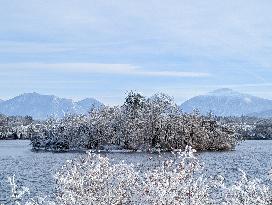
[23, 92, 41, 95]
[181, 88, 272, 116]
[77, 98, 103, 110]
[208, 88, 240, 96]
[78, 98, 96, 103]
[211, 88, 233, 93]
[0, 93, 103, 119]
[21, 92, 54, 98]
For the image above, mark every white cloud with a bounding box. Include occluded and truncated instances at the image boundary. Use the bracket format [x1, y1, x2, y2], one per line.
[136, 70, 209, 77]
[0, 63, 210, 78]
[1, 0, 272, 69]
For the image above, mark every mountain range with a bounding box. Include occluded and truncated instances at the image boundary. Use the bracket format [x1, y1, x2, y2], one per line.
[1, 89, 272, 119]
[0, 93, 103, 119]
[180, 88, 272, 117]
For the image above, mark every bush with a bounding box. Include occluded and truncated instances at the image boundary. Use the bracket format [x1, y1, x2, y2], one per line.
[5, 146, 272, 205]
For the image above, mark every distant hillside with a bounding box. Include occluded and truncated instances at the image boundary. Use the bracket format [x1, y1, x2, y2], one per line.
[77, 98, 103, 111]
[0, 93, 103, 119]
[249, 109, 272, 118]
[180, 88, 272, 117]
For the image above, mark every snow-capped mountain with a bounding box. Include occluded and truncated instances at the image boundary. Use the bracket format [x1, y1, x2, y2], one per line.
[0, 93, 103, 119]
[180, 88, 272, 117]
[77, 98, 103, 111]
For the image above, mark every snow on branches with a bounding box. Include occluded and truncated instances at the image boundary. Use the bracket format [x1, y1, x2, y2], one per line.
[5, 146, 272, 205]
[30, 92, 240, 152]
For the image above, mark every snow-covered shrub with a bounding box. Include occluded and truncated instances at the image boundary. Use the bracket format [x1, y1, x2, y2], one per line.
[55, 152, 143, 204]
[54, 146, 210, 205]
[211, 170, 272, 205]
[7, 175, 30, 205]
[139, 146, 212, 205]
[7, 146, 210, 205]
[5, 146, 272, 205]
[53, 147, 272, 205]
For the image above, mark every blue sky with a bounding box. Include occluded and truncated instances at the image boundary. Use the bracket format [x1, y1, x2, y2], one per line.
[1, 0, 272, 105]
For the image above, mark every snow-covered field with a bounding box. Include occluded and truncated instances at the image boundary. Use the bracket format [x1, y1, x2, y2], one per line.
[0, 140, 272, 204]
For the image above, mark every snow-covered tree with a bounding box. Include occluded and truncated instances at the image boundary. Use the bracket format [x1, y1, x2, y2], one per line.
[30, 92, 240, 152]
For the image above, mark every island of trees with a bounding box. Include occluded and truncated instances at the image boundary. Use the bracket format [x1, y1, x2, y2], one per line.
[1, 92, 272, 151]
[28, 92, 239, 152]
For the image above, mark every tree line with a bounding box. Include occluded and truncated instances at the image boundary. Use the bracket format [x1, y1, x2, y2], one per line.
[216, 116, 272, 140]
[0, 114, 33, 140]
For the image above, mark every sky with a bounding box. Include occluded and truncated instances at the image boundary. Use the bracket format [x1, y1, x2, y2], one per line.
[1, 0, 272, 105]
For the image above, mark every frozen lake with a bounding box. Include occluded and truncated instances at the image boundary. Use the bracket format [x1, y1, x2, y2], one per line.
[0, 140, 272, 204]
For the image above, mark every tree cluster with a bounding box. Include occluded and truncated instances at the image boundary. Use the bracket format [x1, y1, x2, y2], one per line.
[217, 116, 272, 140]
[30, 92, 239, 152]
[0, 114, 33, 140]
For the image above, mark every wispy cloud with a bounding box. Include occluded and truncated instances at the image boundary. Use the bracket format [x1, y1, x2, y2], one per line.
[135, 70, 210, 77]
[0, 41, 75, 53]
[1, 1, 272, 104]
[0, 63, 210, 78]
